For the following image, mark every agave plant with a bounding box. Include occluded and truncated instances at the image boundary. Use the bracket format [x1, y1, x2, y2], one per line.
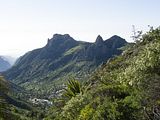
[64, 79, 82, 98]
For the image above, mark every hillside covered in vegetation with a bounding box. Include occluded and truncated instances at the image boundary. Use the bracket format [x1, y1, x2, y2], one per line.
[45, 27, 160, 120]
[0, 76, 45, 120]
[4, 34, 127, 96]
[1, 28, 160, 120]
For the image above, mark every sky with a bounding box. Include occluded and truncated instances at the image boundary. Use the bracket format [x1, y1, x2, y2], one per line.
[0, 0, 160, 57]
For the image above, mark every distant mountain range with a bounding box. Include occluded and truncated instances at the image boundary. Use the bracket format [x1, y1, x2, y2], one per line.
[1, 56, 16, 65]
[0, 56, 11, 72]
[3, 34, 127, 94]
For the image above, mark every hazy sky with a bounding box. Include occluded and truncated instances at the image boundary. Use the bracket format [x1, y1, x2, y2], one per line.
[0, 0, 159, 57]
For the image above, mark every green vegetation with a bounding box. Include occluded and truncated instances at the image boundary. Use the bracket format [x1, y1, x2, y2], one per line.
[64, 45, 82, 56]
[0, 76, 45, 120]
[45, 27, 160, 119]
[64, 79, 82, 98]
[0, 76, 10, 119]
[2, 28, 160, 119]
[4, 34, 126, 96]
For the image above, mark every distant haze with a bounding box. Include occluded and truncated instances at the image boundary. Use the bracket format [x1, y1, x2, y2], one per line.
[0, 0, 159, 57]
[1, 56, 17, 65]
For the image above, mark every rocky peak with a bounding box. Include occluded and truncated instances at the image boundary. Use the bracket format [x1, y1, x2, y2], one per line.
[105, 35, 127, 43]
[46, 34, 75, 47]
[52, 34, 72, 40]
[109, 35, 123, 40]
[95, 35, 104, 45]
[104, 35, 127, 49]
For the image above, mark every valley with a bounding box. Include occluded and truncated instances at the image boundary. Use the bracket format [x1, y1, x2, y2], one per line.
[1, 28, 160, 119]
[0, 1, 159, 119]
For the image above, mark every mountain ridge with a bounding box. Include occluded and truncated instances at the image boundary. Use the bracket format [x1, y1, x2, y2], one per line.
[3, 34, 127, 94]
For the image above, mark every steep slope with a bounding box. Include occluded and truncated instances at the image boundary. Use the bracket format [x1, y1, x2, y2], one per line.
[0, 76, 47, 120]
[0, 76, 31, 109]
[4, 34, 127, 93]
[48, 28, 160, 120]
[0, 57, 11, 72]
[0, 76, 32, 119]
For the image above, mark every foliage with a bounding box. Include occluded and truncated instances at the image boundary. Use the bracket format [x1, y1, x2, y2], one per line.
[0, 76, 46, 120]
[3, 34, 127, 95]
[63, 79, 82, 98]
[45, 27, 160, 120]
[0, 76, 10, 119]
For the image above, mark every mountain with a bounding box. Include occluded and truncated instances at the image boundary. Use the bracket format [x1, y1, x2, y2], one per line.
[3, 34, 127, 94]
[0, 56, 11, 72]
[45, 28, 160, 119]
[1, 56, 17, 65]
